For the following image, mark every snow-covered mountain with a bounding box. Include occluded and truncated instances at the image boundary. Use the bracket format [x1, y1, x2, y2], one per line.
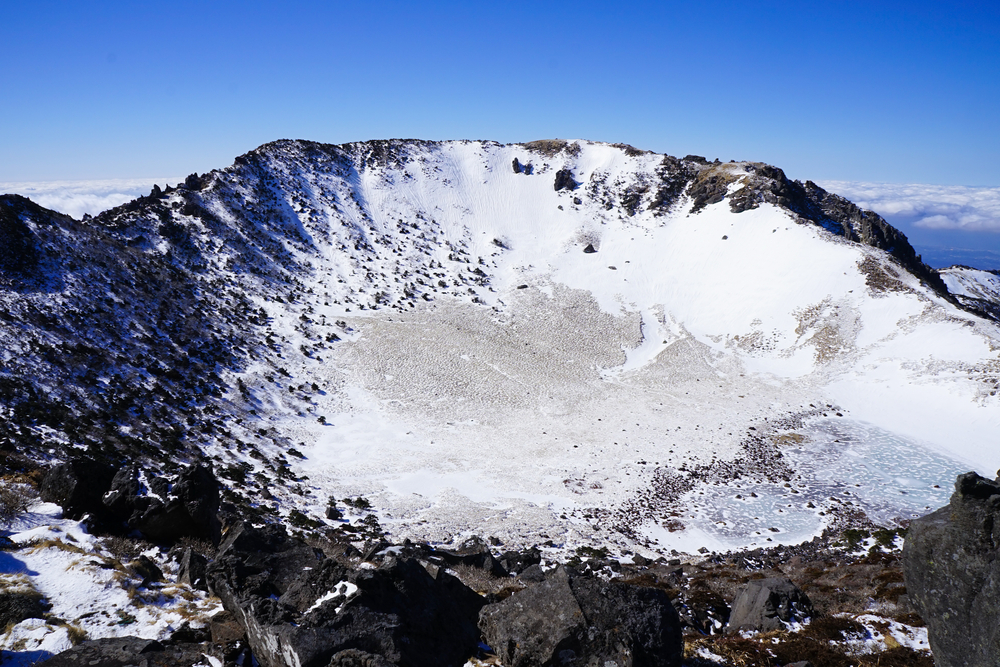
[2, 138, 999, 557]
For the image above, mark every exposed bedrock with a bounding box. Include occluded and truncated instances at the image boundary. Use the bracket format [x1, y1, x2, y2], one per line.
[902, 471, 1000, 667]
[478, 565, 683, 667]
[206, 522, 483, 667]
[724, 577, 814, 634]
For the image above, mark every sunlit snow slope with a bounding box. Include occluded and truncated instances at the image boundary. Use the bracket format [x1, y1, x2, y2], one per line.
[4, 139, 999, 556]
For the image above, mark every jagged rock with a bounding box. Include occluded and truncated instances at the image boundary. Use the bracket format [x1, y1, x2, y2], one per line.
[35, 637, 218, 667]
[583, 243, 597, 254]
[0, 591, 49, 627]
[902, 471, 1000, 666]
[177, 547, 208, 591]
[724, 577, 814, 634]
[104, 464, 221, 545]
[553, 168, 577, 191]
[39, 457, 116, 521]
[512, 157, 522, 173]
[479, 566, 682, 667]
[207, 522, 482, 667]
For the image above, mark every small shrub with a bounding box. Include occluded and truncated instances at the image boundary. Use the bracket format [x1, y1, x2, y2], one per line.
[343, 497, 371, 510]
[0, 480, 37, 527]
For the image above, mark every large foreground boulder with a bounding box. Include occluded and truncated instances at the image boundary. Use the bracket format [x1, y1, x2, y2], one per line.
[207, 522, 483, 667]
[479, 566, 682, 667]
[725, 577, 814, 634]
[39, 457, 115, 521]
[902, 471, 1000, 667]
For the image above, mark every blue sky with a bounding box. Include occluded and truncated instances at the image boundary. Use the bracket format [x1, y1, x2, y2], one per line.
[2, 1, 999, 266]
[3, 1, 998, 184]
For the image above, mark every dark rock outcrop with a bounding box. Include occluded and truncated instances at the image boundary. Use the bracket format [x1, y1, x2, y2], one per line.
[0, 195, 44, 279]
[39, 457, 116, 521]
[177, 547, 209, 591]
[435, 535, 509, 578]
[553, 169, 578, 191]
[498, 546, 542, 576]
[104, 464, 221, 545]
[903, 471, 1000, 666]
[207, 522, 483, 667]
[36, 637, 218, 667]
[479, 566, 682, 667]
[725, 577, 814, 634]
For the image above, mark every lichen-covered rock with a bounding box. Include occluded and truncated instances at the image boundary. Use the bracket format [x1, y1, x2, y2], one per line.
[479, 566, 682, 667]
[902, 471, 1000, 667]
[724, 577, 813, 634]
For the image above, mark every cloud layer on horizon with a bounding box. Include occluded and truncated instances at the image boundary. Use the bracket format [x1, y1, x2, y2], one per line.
[0, 178, 183, 220]
[4, 177, 999, 237]
[817, 181, 1000, 233]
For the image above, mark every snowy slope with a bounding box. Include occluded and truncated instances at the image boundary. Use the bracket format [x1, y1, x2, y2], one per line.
[2, 139, 999, 557]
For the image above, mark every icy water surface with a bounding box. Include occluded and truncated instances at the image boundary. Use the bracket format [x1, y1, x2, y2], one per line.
[678, 418, 968, 549]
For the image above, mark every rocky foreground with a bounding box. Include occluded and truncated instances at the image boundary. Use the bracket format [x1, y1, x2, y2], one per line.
[2, 456, 997, 666]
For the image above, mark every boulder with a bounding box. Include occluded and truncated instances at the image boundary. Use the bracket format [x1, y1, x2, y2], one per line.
[512, 157, 522, 173]
[435, 535, 509, 578]
[39, 457, 115, 521]
[902, 471, 1000, 666]
[177, 547, 208, 591]
[103, 464, 221, 545]
[498, 546, 541, 575]
[725, 577, 813, 634]
[479, 566, 682, 667]
[554, 168, 577, 191]
[127, 555, 163, 586]
[36, 637, 217, 667]
[207, 522, 483, 667]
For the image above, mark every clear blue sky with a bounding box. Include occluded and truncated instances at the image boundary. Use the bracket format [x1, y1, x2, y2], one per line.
[2, 1, 998, 185]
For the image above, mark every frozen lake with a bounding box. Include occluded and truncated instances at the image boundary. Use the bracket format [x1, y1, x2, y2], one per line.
[661, 418, 970, 551]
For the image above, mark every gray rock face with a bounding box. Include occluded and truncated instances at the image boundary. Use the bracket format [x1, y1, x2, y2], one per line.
[479, 566, 682, 667]
[724, 577, 814, 634]
[902, 471, 1000, 667]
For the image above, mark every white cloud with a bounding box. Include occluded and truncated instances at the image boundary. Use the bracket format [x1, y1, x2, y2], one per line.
[0, 178, 184, 220]
[817, 181, 1000, 233]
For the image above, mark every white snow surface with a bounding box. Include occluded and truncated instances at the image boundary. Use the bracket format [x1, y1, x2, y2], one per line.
[176, 139, 1000, 556]
[0, 502, 219, 665]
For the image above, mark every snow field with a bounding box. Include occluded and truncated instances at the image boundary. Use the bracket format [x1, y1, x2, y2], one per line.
[205, 140, 999, 555]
